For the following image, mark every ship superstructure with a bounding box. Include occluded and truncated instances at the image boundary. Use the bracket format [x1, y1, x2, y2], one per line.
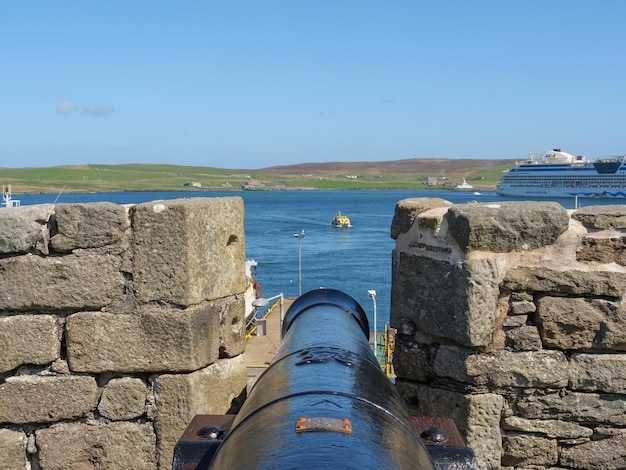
[496, 149, 626, 198]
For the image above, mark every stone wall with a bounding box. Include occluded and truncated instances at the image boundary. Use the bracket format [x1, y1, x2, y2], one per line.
[391, 199, 626, 469]
[0, 198, 248, 470]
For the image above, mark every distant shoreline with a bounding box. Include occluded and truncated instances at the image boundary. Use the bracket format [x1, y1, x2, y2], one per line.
[12, 186, 498, 195]
[1, 160, 507, 194]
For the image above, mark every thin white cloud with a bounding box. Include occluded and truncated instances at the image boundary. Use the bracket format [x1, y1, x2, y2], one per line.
[81, 106, 115, 117]
[56, 100, 77, 115]
[55, 100, 115, 117]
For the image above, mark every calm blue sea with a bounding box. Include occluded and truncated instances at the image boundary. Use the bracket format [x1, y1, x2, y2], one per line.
[14, 189, 626, 332]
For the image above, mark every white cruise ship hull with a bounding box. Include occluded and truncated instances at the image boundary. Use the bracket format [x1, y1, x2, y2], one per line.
[496, 186, 626, 198]
[496, 150, 626, 199]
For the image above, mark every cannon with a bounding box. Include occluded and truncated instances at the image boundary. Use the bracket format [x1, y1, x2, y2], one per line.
[173, 288, 475, 469]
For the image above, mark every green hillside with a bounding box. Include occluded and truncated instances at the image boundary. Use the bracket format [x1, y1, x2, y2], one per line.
[0, 161, 510, 193]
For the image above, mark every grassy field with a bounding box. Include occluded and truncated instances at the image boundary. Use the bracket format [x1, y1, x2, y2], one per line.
[0, 161, 510, 193]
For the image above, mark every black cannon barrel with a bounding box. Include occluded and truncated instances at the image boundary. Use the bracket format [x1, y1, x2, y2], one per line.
[207, 288, 437, 469]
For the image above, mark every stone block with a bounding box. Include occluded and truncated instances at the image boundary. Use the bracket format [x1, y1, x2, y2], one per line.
[503, 267, 626, 298]
[432, 346, 569, 388]
[517, 391, 626, 426]
[391, 252, 499, 346]
[0, 428, 27, 470]
[215, 295, 246, 358]
[153, 355, 246, 469]
[503, 416, 593, 439]
[502, 315, 527, 327]
[509, 299, 536, 315]
[0, 376, 98, 424]
[511, 291, 533, 302]
[0, 314, 60, 374]
[570, 353, 626, 393]
[504, 324, 543, 351]
[51, 202, 130, 252]
[67, 300, 234, 373]
[536, 296, 626, 350]
[0, 204, 53, 255]
[36, 422, 157, 470]
[98, 377, 148, 420]
[392, 340, 433, 383]
[391, 198, 452, 239]
[445, 201, 568, 253]
[501, 434, 558, 467]
[560, 435, 626, 470]
[573, 204, 626, 229]
[0, 253, 124, 311]
[132, 197, 245, 306]
[397, 382, 503, 470]
[577, 235, 626, 266]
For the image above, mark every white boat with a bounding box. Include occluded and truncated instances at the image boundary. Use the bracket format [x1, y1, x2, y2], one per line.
[331, 212, 352, 228]
[496, 149, 626, 198]
[1, 185, 20, 207]
[454, 178, 475, 191]
[244, 260, 261, 324]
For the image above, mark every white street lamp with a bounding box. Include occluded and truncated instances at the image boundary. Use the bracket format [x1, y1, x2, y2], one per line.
[368, 290, 377, 354]
[252, 293, 285, 331]
[294, 230, 306, 296]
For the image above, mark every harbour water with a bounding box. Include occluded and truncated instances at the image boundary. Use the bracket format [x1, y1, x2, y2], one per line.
[15, 189, 626, 332]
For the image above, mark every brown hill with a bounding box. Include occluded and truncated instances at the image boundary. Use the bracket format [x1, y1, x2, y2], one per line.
[260, 158, 517, 175]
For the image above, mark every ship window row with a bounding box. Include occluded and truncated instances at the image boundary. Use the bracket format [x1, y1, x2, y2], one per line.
[503, 175, 624, 181]
[502, 176, 626, 187]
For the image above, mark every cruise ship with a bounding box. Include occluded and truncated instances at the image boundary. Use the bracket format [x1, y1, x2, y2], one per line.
[496, 149, 626, 198]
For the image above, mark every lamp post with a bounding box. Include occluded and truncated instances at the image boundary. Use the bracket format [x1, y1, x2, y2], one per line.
[294, 230, 305, 296]
[252, 293, 285, 333]
[368, 290, 377, 354]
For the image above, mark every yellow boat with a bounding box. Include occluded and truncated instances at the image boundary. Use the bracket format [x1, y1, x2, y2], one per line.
[331, 212, 352, 228]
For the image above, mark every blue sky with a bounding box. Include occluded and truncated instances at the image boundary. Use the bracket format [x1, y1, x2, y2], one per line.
[2, 1, 625, 169]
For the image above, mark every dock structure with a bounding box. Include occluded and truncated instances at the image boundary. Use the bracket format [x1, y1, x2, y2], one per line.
[244, 298, 294, 392]
[244, 297, 395, 391]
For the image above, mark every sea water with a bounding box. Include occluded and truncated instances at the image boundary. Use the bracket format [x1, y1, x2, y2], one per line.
[16, 189, 625, 332]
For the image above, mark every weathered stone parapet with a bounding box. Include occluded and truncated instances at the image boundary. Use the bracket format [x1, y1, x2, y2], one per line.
[391, 198, 452, 239]
[560, 435, 626, 470]
[0, 253, 126, 311]
[501, 434, 558, 467]
[391, 253, 499, 347]
[0, 375, 99, 424]
[36, 422, 157, 470]
[98, 377, 149, 420]
[446, 201, 569, 253]
[0, 198, 247, 469]
[572, 204, 626, 229]
[0, 204, 54, 255]
[577, 233, 626, 265]
[396, 381, 504, 470]
[154, 355, 247, 467]
[503, 266, 626, 297]
[132, 197, 245, 306]
[432, 346, 569, 389]
[536, 296, 626, 350]
[66, 301, 236, 373]
[503, 415, 593, 440]
[51, 202, 130, 251]
[516, 390, 626, 426]
[391, 198, 626, 469]
[0, 314, 60, 373]
[569, 353, 626, 393]
[0, 428, 27, 470]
